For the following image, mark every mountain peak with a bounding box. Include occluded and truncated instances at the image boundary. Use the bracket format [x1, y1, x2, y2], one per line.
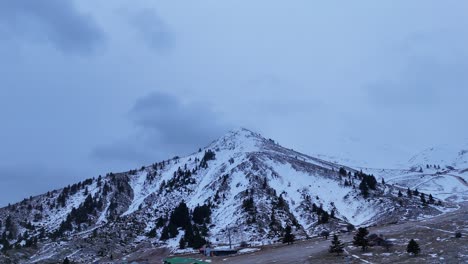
[207, 127, 267, 153]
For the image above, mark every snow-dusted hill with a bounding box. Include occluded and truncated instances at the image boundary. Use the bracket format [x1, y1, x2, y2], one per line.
[408, 143, 468, 170]
[356, 142, 468, 203]
[0, 128, 453, 263]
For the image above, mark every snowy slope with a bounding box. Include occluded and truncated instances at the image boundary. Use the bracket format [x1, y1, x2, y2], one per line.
[0, 128, 452, 263]
[408, 143, 468, 170]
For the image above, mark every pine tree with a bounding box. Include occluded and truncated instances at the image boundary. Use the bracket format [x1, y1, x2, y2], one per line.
[420, 193, 426, 204]
[1, 239, 10, 252]
[179, 236, 186, 249]
[339, 167, 347, 176]
[329, 234, 344, 255]
[353, 227, 369, 251]
[160, 226, 170, 240]
[63, 257, 70, 264]
[147, 227, 157, 238]
[283, 225, 295, 245]
[359, 180, 369, 198]
[398, 190, 403, 197]
[407, 188, 412, 198]
[406, 239, 420, 255]
[428, 194, 435, 204]
[320, 211, 330, 224]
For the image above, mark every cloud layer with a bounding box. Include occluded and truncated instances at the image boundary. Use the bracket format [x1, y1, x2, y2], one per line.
[0, 0, 104, 54]
[92, 91, 228, 168]
[1, 0, 468, 205]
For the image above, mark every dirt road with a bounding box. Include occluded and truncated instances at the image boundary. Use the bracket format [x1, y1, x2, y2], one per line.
[209, 202, 467, 264]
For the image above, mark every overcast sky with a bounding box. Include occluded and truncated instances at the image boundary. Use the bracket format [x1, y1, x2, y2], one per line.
[1, 0, 468, 206]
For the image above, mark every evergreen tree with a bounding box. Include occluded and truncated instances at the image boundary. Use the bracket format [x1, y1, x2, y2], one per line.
[365, 175, 377, 190]
[329, 234, 344, 255]
[319, 211, 330, 224]
[242, 197, 255, 211]
[147, 228, 157, 238]
[353, 227, 369, 251]
[406, 239, 420, 255]
[359, 180, 369, 198]
[339, 167, 347, 176]
[283, 225, 295, 245]
[420, 193, 426, 204]
[398, 190, 403, 197]
[270, 209, 277, 227]
[167, 222, 179, 238]
[63, 257, 70, 264]
[170, 202, 191, 229]
[189, 225, 206, 249]
[407, 188, 412, 198]
[192, 204, 212, 225]
[160, 226, 170, 240]
[179, 236, 186, 249]
[428, 194, 435, 204]
[1, 239, 10, 252]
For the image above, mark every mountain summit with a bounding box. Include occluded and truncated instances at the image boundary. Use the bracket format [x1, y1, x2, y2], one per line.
[0, 128, 450, 263]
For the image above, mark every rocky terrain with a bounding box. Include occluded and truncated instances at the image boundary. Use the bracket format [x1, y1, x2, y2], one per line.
[0, 128, 461, 263]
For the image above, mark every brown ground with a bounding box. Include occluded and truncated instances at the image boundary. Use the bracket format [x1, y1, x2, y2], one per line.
[156, 202, 467, 264]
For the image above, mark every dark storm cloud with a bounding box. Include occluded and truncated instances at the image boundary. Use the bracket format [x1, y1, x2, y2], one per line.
[2, 0, 468, 206]
[92, 92, 228, 164]
[0, 0, 104, 54]
[130, 8, 174, 51]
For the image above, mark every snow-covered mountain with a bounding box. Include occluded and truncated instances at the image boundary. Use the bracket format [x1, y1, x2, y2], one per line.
[0, 128, 453, 263]
[408, 143, 468, 170]
[357, 142, 468, 203]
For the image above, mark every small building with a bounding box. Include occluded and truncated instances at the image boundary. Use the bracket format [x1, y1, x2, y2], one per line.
[210, 249, 238, 256]
[163, 257, 209, 264]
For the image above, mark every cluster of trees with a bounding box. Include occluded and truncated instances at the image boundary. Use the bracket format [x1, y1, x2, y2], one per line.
[159, 202, 210, 249]
[339, 168, 378, 197]
[164, 167, 196, 192]
[405, 188, 436, 205]
[312, 203, 333, 224]
[52, 194, 104, 239]
[242, 196, 257, 224]
[327, 227, 421, 257]
[0, 216, 16, 252]
[352, 227, 393, 251]
[358, 173, 377, 198]
[0, 216, 39, 252]
[282, 225, 295, 244]
[56, 179, 94, 208]
[426, 164, 441, 170]
[199, 150, 216, 169]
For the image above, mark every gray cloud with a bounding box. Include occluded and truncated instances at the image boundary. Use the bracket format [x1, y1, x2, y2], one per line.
[129, 8, 174, 51]
[92, 91, 229, 165]
[0, 0, 104, 54]
[2, 1, 468, 206]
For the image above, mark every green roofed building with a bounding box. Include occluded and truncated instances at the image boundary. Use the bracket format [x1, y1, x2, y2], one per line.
[163, 257, 209, 264]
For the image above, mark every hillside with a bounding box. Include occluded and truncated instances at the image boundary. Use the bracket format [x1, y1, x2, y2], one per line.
[0, 128, 451, 263]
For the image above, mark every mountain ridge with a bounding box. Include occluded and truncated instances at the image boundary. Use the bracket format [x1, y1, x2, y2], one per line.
[0, 128, 458, 263]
